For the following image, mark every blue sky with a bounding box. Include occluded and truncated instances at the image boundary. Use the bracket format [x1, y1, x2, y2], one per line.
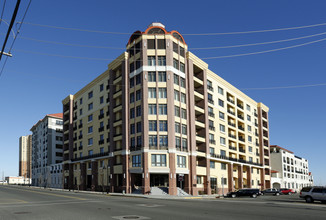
[0, 0, 325, 185]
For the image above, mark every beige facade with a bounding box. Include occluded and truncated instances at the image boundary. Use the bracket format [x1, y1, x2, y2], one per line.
[62, 23, 271, 195]
[19, 135, 32, 178]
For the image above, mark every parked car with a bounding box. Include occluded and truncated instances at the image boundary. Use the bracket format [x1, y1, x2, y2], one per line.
[227, 188, 261, 198]
[280, 188, 295, 195]
[300, 186, 326, 203]
[261, 188, 280, 196]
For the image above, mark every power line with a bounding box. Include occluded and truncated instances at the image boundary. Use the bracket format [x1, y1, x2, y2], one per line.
[15, 36, 326, 61]
[201, 37, 326, 59]
[16, 20, 326, 36]
[191, 31, 326, 50]
[0, 0, 21, 61]
[241, 83, 326, 91]
[17, 31, 326, 51]
[0, 0, 6, 27]
[0, 0, 32, 78]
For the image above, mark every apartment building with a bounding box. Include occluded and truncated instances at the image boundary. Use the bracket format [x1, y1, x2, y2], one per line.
[30, 113, 64, 188]
[270, 145, 313, 191]
[19, 135, 32, 179]
[62, 23, 271, 195]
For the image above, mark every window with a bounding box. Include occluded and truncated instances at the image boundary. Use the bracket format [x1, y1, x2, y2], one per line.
[210, 161, 215, 168]
[181, 93, 186, 104]
[209, 147, 215, 155]
[221, 163, 227, 170]
[157, 39, 165, 49]
[219, 124, 225, 132]
[249, 157, 253, 162]
[148, 88, 156, 98]
[180, 63, 185, 73]
[88, 126, 93, 134]
[130, 78, 134, 88]
[159, 104, 167, 115]
[247, 115, 251, 121]
[148, 104, 157, 115]
[248, 136, 252, 143]
[174, 90, 180, 101]
[248, 146, 253, 153]
[149, 135, 157, 147]
[100, 147, 104, 153]
[175, 123, 181, 133]
[218, 99, 224, 107]
[219, 112, 225, 120]
[159, 135, 168, 146]
[132, 155, 141, 167]
[136, 122, 142, 133]
[248, 125, 252, 132]
[136, 74, 141, 85]
[159, 120, 168, 131]
[175, 137, 181, 148]
[158, 88, 167, 98]
[147, 39, 155, 49]
[80, 98, 83, 105]
[88, 91, 93, 99]
[177, 156, 186, 168]
[130, 108, 135, 119]
[174, 74, 179, 85]
[88, 114, 93, 122]
[173, 42, 178, 53]
[209, 133, 215, 142]
[130, 124, 135, 134]
[182, 138, 187, 150]
[148, 72, 156, 82]
[197, 176, 203, 184]
[136, 136, 142, 146]
[100, 84, 104, 92]
[151, 154, 167, 167]
[136, 90, 141, 101]
[208, 93, 213, 102]
[148, 56, 156, 66]
[79, 109, 83, 116]
[158, 72, 166, 82]
[100, 96, 104, 104]
[218, 87, 224, 95]
[180, 78, 186, 88]
[136, 106, 141, 117]
[149, 120, 157, 131]
[182, 124, 187, 135]
[173, 59, 179, 70]
[88, 103, 93, 110]
[220, 137, 226, 146]
[181, 108, 187, 119]
[88, 138, 93, 146]
[246, 104, 251, 111]
[158, 56, 166, 66]
[175, 106, 180, 117]
[221, 177, 227, 185]
[130, 93, 135, 103]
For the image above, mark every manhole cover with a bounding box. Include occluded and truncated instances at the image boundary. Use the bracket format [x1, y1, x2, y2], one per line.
[112, 215, 150, 220]
[14, 212, 31, 215]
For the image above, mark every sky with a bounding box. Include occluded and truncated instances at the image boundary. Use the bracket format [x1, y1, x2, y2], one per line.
[0, 0, 325, 185]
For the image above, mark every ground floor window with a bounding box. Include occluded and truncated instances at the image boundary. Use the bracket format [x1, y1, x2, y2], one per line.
[132, 155, 141, 167]
[151, 154, 166, 167]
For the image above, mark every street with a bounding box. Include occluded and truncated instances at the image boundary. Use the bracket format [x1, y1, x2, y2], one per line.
[0, 185, 325, 220]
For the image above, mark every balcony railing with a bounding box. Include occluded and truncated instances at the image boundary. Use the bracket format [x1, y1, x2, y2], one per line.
[227, 98, 235, 104]
[228, 122, 235, 127]
[210, 153, 262, 166]
[208, 112, 215, 118]
[78, 124, 83, 129]
[239, 148, 246, 153]
[209, 126, 215, 131]
[238, 126, 244, 131]
[98, 114, 104, 120]
[207, 85, 214, 92]
[98, 140, 104, 145]
[228, 134, 236, 139]
[237, 104, 243, 109]
[227, 110, 235, 116]
[208, 99, 214, 105]
[238, 115, 244, 120]
[98, 127, 104, 132]
[209, 139, 216, 145]
[78, 135, 83, 139]
[71, 151, 110, 162]
[229, 146, 237, 151]
[239, 137, 245, 142]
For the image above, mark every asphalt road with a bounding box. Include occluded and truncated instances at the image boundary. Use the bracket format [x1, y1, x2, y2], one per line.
[0, 185, 325, 220]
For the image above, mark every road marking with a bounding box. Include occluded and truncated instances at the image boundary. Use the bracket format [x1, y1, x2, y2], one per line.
[1, 186, 86, 200]
[0, 199, 28, 205]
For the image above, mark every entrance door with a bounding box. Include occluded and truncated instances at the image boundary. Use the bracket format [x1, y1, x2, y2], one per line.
[87, 175, 92, 189]
[150, 174, 168, 187]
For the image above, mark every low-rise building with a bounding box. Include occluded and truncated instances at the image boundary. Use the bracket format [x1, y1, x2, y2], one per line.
[270, 145, 313, 191]
[30, 113, 64, 188]
[5, 176, 31, 185]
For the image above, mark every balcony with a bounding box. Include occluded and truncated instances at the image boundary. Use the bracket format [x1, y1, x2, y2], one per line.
[207, 85, 214, 92]
[208, 112, 215, 118]
[73, 116, 77, 121]
[78, 146, 83, 150]
[255, 142, 259, 147]
[78, 135, 83, 139]
[238, 126, 244, 131]
[239, 137, 245, 142]
[254, 112, 258, 117]
[227, 98, 235, 104]
[238, 115, 244, 120]
[208, 99, 214, 105]
[239, 148, 246, 153]
[98, 140, 104, 145]
[227, 110, 235, 116]
[98, 114, 104, 120]
[106, 85, 110, 90]
[78, 124, 83, 129]
[237, 104, 243, 109]
[229, 146, 237, 151]
[106, 98, 110, 103]
[210, 153, 262, 166]
[98, 127, 104, 132]
[106, 111, 110, 116]
[228, 134, 236, 139]
[209, 126, 215, 131]
[71, 151, 110, 162]
[228, 122, 235, 127]
[130, 145, 142, 151]
[209, 139, 216, 145]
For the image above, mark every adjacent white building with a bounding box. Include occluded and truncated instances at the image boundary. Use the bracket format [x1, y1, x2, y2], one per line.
[30, 113, 63, 188]
[270, 145, 313, 191]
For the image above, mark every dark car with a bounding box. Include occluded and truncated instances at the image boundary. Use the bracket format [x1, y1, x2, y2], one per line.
[280, 188, 295, 195]
[261, 188, 280, 196]
[227, 188, 261, 198]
